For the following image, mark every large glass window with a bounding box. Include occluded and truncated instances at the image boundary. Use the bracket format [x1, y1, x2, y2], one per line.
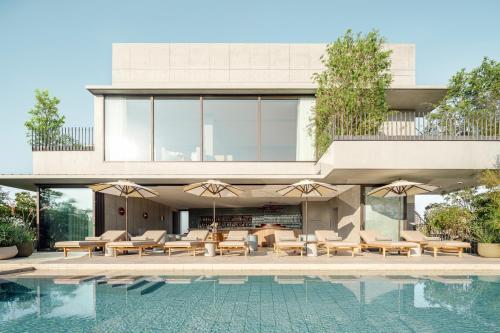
[105, 97, 151, 161]
[261, 99, 298, 161]
[154, 98, 201, 161]
[363, 187, 404, 241]
[203, 99, 258, 161]
[39, 188, 93, 249]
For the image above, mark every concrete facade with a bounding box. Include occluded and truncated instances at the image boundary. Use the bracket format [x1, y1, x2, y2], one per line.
[104, 194, 173, 235]
[111, 43, 415, 87]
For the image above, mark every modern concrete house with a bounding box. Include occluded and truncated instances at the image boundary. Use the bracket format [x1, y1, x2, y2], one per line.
[1, 43, 498, 249]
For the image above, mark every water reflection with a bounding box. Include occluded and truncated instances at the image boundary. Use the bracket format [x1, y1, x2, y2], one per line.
[0, 276, 498, 332]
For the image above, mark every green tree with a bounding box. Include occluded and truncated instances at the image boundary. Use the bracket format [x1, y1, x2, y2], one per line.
[312, 29, 393, 157]
[427, 57, 500, 136]
[13, 192, 36, 228]
[25, 89, 65, 145]
[0, 187, 11, 219]
[424, 203, 472, 240]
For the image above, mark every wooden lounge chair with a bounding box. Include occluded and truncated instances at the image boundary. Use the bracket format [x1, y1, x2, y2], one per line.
[315, 230, 360, 257]
[218, 230, 249, 256]
[360, 230, 419, 257]
[106, 230, 166, 257]
[163, 230, 208, 256]
[401, 230, 471, 258]
[54, 230, 127, 258]
[274, 230, 305, 256]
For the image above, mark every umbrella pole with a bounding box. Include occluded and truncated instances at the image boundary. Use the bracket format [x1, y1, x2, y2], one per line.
[398, 198, 401, 241]
[213, 199, 216, 235]
[125, 195, 128, 241]
[305, 197, 308, 243]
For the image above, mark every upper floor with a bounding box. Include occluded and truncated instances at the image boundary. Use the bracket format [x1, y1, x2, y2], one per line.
[20, 43, 499, 191]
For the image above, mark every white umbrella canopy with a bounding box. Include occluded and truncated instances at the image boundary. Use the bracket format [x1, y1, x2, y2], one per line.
[89, 180, 159, 240]
[277, 179, 338, 197]
[368, 180, 438, 240]
[183, 179, 244, 198]
[183, 180, 244, 234]
[277, 180, 338, 242]
[367, 180, 438, 198]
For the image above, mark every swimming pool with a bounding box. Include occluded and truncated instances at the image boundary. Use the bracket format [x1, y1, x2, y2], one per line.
[0, 275, 498, 332]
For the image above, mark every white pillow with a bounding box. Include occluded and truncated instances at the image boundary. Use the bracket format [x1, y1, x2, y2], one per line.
[325, 236, 343, 241]
[279, 237, 297, 242]
[375, 236, 392, 241]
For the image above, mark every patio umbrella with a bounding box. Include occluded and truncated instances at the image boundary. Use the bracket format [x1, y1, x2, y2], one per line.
[183, 180, 244, 234]
[368, 180, 438, 240]
[277, 180, 338, 242]
[89, 180, 159, 240]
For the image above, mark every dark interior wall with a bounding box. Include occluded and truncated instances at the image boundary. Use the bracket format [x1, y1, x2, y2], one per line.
[189, 205, 302, 229]
[104, 195, 173, 236]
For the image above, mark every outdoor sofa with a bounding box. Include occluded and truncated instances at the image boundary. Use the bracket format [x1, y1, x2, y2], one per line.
[274, 230, 305, 256]
[106, 230, 167, 257]
[359, 230, 419, 257]
[401, 230, 471, 258]
[218, 230, 249, 256]
[54, 230, 126, 258]
[315, 230, 360, 257]
[163, 230, 208, 256]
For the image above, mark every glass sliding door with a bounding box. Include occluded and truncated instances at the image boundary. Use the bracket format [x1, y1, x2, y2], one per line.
[363, 186, 405, 241]
[105, 96, 151, 161]
[203, 99, 258, 161]
[39, 188, 93, 249]
[154, 98, 201, 161]
[261, 99, 298, 161]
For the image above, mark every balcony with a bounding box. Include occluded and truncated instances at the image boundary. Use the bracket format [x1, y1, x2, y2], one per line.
[31, 127, 94, 151]
[331, 111, 500, 141]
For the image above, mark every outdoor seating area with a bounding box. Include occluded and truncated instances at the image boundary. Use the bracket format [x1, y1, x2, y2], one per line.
[50, 228, 475, 260]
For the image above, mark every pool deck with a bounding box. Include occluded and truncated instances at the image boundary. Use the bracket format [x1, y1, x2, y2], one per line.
[1, 249, 500, 276]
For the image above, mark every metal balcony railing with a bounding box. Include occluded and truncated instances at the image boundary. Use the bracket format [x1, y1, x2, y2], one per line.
[332, 111, 500, 141]
[31, 127, 94, 151]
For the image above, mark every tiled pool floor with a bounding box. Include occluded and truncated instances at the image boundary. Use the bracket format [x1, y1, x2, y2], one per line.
[0, 275, 499, 332]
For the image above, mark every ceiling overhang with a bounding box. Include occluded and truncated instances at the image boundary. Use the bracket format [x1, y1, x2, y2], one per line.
[86, 85, 447, 112]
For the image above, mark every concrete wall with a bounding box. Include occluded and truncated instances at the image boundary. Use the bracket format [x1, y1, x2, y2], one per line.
[305, 185, 361, 242]
[111, 43, 415, 87]
[104, 194, 173, 235]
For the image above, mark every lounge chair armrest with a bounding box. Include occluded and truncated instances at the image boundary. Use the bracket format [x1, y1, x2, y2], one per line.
[424, 236, 441, 241]
[85, 237, 101, 241]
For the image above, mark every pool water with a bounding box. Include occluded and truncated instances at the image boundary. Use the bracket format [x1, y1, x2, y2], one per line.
[0, 275, 499, 333]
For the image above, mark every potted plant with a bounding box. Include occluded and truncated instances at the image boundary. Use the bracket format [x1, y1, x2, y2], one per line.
[473, 222, 500, 258]
[0, 222, 19, 260]
[472, 170, 500, 257]
[15, 226, 35, 257]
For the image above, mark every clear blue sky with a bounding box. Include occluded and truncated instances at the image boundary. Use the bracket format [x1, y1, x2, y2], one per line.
[1, 0, 499, 173]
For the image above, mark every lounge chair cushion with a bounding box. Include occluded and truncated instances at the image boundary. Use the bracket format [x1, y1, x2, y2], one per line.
[130, 236, 151, 241]
[315, 230, 340, 242]
[226, 237, 245, 241]
[371, 241, 419, 248]
[278, 237, 297, 242]
[164, 241, 202, 247]
[226, 230, 249, 241]
[276, 241, 305, 247]
[54, 240, 106, 248]
[375, 236, 392, 241]
[107, 240, 155, 247]
[323, 241, 358, 247]
[219, 241, 246, 247]
[425, 241, 471, 248]
[325, 236, 343, 241]
[181, 230, 209, 242]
